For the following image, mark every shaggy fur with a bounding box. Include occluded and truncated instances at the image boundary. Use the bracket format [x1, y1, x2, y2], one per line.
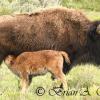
[0, 7, 100, 73]
[4, 50, 70, 93]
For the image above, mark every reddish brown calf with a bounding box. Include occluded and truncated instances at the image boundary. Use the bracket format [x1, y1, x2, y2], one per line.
[4, 50, 70, 93]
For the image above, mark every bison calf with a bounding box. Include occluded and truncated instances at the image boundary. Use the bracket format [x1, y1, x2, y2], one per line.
[4, 50, 70, 93]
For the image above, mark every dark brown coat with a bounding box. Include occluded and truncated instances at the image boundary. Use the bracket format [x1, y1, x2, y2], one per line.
[0, 7, 100, 72]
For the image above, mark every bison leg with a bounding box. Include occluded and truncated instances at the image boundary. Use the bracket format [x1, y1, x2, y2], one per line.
[50, 66, 68, 90]
[20, 73, 30, 93]
[55, 70, 68, 90]
[63, 62, 71, 74]
[59, 73, 68, 90]
[29, 75, 33, 85]
[0, 54, 6, 65]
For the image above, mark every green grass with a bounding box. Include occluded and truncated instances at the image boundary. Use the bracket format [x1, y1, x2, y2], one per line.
[0, 11, 100, 100]
[62, 0, 100, 11]
[0, 62, 100, 100]
[83, 10, 100, 21]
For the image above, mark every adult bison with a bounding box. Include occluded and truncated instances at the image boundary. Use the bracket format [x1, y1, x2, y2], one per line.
[0, 7, 100, 73]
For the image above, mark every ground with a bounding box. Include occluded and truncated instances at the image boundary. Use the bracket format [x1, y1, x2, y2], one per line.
[0, 11, 100, 100]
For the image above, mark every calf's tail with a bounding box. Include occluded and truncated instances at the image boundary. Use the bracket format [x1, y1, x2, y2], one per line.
[60, 51, 71, 65]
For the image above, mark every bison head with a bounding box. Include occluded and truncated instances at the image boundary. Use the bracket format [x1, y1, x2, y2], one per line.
[77, 21, 100, 65]
[88, 21, 100, 41]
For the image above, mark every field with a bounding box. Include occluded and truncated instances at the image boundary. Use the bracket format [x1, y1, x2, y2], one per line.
[0, 10, 100, 100]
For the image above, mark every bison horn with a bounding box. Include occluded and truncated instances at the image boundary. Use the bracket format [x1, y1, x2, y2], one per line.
[96, 24, 100, 34]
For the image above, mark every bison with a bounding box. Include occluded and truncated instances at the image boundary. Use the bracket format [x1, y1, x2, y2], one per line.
[4, 50, 70, 93]
[0, 7, 100, 73]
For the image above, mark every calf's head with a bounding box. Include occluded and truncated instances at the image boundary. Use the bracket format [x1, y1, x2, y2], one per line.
[4, 55, 16, 66]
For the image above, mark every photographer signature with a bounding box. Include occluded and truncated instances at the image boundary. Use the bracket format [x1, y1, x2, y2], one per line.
[35, 86, 100, 96]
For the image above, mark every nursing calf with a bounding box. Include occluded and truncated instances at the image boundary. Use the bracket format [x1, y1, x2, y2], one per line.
[5, 50, 70, 93]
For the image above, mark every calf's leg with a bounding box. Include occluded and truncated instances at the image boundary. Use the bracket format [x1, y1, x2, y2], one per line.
[20, 73, 30, 93]
[50, 66, 68, 90]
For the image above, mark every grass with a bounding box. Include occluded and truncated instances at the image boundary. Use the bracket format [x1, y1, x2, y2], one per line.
[83, 10, 100, 21]
[0, 11, 100, 100]
[0, 62, 100, 100]
[62, 0, 100, 11]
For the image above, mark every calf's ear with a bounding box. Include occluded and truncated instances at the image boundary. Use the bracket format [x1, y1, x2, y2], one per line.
[96, 24, 100, 34]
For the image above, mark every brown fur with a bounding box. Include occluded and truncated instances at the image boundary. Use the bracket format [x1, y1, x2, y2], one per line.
[0, 7, 100, 73]
[4, 50, 70, 93]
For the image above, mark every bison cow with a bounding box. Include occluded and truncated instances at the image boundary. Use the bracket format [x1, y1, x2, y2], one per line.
[0, 7, 100, 73]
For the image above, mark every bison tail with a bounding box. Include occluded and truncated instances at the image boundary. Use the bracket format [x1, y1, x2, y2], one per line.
[60, 51, 71, 65]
